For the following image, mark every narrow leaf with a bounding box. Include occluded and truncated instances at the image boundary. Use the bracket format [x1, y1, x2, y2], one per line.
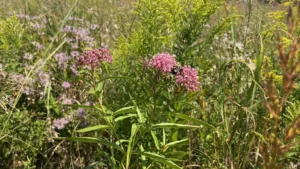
[113, 106, 135, 116]
[165, 138, 188, 147]
[136, 106, 145, 123]
[55, 137, 118, 148]
[133, 151, 181, 169]
[152, 123, 201, 129]
[114, 114, 137, 122]
[126, 124, 139, 169]
[77, 125, 111, 133]
[151, 131, 160, 150]
[175, 113, 214, 129]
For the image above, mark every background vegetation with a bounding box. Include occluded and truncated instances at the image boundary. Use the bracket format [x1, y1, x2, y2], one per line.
[1, 0, 300, 168]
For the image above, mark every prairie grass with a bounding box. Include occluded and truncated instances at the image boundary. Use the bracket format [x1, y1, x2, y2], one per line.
[0, 0, 300, 168]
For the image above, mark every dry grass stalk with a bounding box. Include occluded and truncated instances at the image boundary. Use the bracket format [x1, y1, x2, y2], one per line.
[260, 2, 300, 169]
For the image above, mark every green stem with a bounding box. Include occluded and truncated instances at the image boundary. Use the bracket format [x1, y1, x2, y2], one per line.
[152, 71, 160, 123]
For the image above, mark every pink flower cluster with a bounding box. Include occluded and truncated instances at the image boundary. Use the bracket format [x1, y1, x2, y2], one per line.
[53, 117, 71, 130]
[78, 48, 112, 68]
[150, 53, 177, 73]
[176, 66, 199, 91]
[149, 53, 199, 91]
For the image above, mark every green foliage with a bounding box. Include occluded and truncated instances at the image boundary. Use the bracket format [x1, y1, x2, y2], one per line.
[0, 15, 23, 52]
[2, 0, 300, 168]
[0, 15, 24, 72]
[0, 110, 46, 169]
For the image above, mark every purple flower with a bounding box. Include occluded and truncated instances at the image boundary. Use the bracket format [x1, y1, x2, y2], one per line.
[54, 52, 69, 69]
[9, 73, 25, 83]
[53, 118, 71, 130]
[62, 98, 72, 105]
[62, 81, 71, 88]
[70, 64, 78, 76]
[77, 48, 112, 68]
[62, 25, 74, 33]
[80, 120, 89, 127]
[150, 53, 177, 73]
[71, 51, 80, 58]
[32, 41, 44, 50]
[38, 72, 50, 86]
[72, 43, 79, 49]
[24, 53, 33, 60]
[77, 108, 86, 117]
[90, 24, 99, 30]
[16, 14, 30, 20]
[176, 66, 199, 91]
[31, 22, 43, 29]
[75, 27, 90, 40]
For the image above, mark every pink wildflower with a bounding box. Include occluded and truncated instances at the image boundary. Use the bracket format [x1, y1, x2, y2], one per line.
[176, 66, 199, 91]
[150, 53, 177, 73]
[53, 118, 71, 130]
[77, 48, 112, 68]
[62, 81, 71, 88]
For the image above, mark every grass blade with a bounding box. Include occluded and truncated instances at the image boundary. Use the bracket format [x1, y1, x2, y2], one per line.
[76, 125, 111, 133]
[152, 123, 201, 129]
[174, 113, 215, 129]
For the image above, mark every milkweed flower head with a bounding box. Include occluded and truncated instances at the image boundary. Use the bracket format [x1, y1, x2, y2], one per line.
[150, 53, 177, 73]
[176, 66, 199, 91]
[77, 48, 112, 69]
[53, 117, 71, 130]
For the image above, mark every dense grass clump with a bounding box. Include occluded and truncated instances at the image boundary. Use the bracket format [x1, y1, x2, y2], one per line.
[1, 0, 300, 168]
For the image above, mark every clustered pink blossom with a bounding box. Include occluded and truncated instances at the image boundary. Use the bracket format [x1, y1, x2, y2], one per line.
[53, 118, 71, 130]
[77, 48, 112, 68]
[176, 66, 199, 91]
[150, 53, 177, 73]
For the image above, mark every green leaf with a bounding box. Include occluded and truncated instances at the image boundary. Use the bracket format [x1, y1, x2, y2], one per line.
[89, 87, 96, 94]
[113, 106, 135, 116]
[164, 151, 189, 159]
[126, 124, 140, 169]
[96, 82, 103, 92]
[76, 125, 111, 133]
[174, 113, 214, 129]
[109, 156, 116, 169]
[114, 114, 137, 122]
[151, 131, 160, 150]
[55, 137, 119, 148]
[151, 123, 201, 129]
[139, 145, 147, 169]
[165, 138, 188, 147]
[136, 106, 145, 123]
[163, 128, 166, 145]
[133, 151, 182, 169]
